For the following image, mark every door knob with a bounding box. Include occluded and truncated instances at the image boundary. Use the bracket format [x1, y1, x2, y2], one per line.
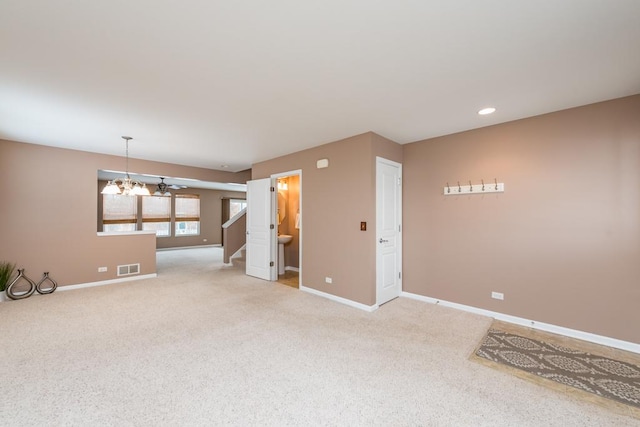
[379, 238, 388, 243]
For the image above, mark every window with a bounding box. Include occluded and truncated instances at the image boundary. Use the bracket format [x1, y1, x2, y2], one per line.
[102, 195, 137, 232]
[175, 194, 200, 236]
[229, 199, 247, 218]
[142, 195, 171, 237]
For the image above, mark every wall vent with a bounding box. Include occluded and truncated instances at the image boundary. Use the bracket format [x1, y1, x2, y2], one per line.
[117, 263, 140, 276]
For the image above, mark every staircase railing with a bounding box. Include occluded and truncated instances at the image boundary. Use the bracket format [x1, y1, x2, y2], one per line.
[222, 208, 247, 264]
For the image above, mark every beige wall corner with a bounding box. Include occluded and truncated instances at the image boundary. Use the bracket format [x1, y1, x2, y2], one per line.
[0, 140, 248, 287]
[253, 132, 402, 306]
[402, 95, 640, 344]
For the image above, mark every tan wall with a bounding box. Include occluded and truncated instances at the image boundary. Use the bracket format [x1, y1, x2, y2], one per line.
[156, 188, 246, 249]
[403, 95, 640, 343]
[253, 132, 402, 305]
[223, 214, 247, 263]
[0, 140, 248, 287]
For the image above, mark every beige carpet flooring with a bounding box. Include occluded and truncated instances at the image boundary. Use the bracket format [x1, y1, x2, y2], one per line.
[1, 247, 638, 426]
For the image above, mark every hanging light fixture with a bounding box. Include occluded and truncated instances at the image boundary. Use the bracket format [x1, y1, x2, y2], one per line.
[101, 136, 151, 196]
[154, 177, 172, 197]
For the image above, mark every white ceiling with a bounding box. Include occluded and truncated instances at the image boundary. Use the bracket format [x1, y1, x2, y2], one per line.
[2, 1, 639, 172]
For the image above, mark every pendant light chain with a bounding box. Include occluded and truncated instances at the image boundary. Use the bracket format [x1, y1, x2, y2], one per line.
[124, 136, 132, 179]
[100, 136, 150, 196]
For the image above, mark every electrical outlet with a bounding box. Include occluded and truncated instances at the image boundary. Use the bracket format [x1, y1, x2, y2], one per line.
[491, 291, 504, 300]
[98, 267, 107, 273]
[325, 277, 332, 284]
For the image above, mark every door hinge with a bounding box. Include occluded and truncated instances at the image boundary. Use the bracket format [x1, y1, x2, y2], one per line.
[270, 261, 274, 267]
[398, 224, 401, 232]
[398, 177, 401, 186]
[270, 186, 275, 192]
[399, 271, 402, 279]
[270, 224, 274, 229]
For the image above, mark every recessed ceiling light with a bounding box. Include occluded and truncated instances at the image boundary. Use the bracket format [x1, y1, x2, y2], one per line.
[478, 107, 496, 115]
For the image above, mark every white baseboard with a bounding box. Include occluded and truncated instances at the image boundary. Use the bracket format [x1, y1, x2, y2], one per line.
[0, 274, 158, 302]
[300, 285, 378, 312]
[157, 244, 221, 251]
[56, 274, 158, 292]
[401, 291, 640, 354]
[285, 266, 299, 272]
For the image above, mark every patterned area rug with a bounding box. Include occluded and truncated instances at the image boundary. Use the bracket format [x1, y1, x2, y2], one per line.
[476, 329, 640, 410]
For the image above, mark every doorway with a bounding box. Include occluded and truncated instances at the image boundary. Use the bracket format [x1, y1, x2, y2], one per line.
[274, 172, 301, 288]
[245, 170, 302, 287]
[376, 157, 402, 305]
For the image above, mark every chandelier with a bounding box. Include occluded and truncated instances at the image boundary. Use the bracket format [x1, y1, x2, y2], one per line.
[101, 136, 151, 196]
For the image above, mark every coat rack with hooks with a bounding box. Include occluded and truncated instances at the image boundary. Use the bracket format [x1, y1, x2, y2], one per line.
[444, 179, 505, 195]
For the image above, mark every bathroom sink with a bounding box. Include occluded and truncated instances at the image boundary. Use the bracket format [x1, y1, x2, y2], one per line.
[278, 234, 293, 244]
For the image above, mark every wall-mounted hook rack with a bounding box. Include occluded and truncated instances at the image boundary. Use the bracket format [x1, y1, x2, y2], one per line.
[443, 179, 504, 195]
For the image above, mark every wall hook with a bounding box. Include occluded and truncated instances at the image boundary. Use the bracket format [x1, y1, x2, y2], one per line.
[443, 179, 504, 195]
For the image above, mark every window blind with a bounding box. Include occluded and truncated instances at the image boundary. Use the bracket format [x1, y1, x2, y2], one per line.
[175, 194, 200, 221]
[142, 196, 171, 223]
[103, 195, 137, 224]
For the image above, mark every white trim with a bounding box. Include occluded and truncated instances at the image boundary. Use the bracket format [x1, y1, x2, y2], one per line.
[271, 169, 303, 179]
[401, 291, 640, 354]
[0, 273, 158, 302]
[300, 285, 378, 312]
[156, 244, 221, 251]
[97, 231, 156, 237]
[0, 274, 157, 301]
[222, 207, 247, 229]
[56, 274, 158, 292]
[284, 266, 299, 272]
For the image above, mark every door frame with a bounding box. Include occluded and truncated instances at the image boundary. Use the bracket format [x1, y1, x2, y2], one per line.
[375, 156, 402, 305]
[271, 169, 302, 285]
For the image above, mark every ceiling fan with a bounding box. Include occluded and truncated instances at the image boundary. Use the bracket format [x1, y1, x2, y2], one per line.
[168, 183, 188, 190]
[153, 177, 187, 196]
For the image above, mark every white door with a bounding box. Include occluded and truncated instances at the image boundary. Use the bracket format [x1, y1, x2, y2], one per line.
[376, 157, 402, 305]
[246, 178, 276, 281]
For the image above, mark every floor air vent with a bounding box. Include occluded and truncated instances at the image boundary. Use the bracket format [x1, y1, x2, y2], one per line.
[117, 263, 140, 276]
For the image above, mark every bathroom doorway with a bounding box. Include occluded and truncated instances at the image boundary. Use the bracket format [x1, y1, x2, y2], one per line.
[273, 170, 301, 288]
